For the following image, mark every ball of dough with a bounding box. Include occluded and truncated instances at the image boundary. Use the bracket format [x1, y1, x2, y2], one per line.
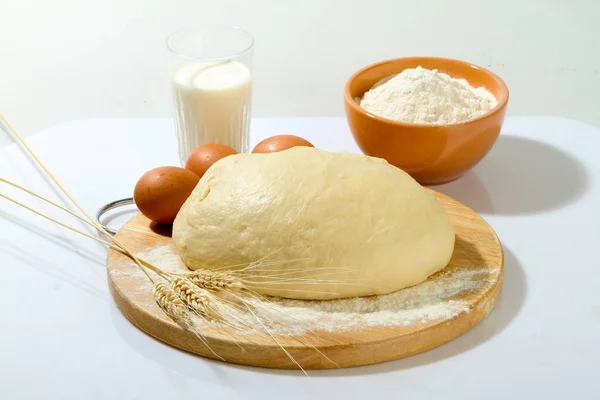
[172, 147, 455, 300]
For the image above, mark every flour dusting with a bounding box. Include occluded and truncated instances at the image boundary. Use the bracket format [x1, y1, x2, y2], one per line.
[111, 245, 496, 336]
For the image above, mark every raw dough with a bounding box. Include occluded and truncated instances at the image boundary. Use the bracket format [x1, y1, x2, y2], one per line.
[172, 147, 455, 300]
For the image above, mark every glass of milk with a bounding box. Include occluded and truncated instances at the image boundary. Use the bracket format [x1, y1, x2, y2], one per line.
[167, 25, 254, 165]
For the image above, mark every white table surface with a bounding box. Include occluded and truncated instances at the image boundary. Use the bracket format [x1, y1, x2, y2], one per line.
[0, 117, 599, 399]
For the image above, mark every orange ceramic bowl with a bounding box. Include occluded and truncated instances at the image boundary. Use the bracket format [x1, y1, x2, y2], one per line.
[344, 57, 509, 185]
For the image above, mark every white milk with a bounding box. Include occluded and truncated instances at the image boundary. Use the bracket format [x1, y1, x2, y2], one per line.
[172, 60, 252, 164]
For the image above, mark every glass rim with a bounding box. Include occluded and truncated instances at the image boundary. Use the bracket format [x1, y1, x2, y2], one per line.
[166, 24, 254, 61]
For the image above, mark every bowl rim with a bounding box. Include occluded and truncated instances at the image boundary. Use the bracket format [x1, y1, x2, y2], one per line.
[343, 56, 510, 128]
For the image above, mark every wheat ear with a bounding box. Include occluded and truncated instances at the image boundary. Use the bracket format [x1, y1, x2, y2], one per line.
[1, 116, 338, 371]
[0, 186, 231, 357]
[1, 118, 286, 362]
[1, 176, 337, 368]
[185, 269, 245, 291]
[0, 184, 226, 336]
[169, 281, 250, 352]
[0, 117, 222, 353]
[1, 177, 274, 323]
[153, 282, 225, 361]
[171, 277, 214, 317]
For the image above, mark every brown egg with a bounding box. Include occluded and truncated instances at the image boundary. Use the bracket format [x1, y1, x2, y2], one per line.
[133, 166, 200, 224]
[185, 143, 238, 178]
[252, 135, 314, 154]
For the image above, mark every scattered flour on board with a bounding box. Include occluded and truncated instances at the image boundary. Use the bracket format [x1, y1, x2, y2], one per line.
[359, 66, 498, 125]
[110, 245, 497, 337]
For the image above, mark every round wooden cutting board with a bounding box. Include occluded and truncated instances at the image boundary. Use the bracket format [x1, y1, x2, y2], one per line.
[107, 190, 503, 370]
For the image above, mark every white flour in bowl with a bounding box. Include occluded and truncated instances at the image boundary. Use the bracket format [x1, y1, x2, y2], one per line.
[359, 66, 498, 125]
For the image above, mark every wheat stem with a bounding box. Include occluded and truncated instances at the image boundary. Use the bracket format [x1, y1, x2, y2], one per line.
[240, 290, 344, 346]
[242, 301, 339, 368]
[233, 293, 308, 377]
[0, 114, 151, 280]
[0, 191, 168, 280]
[0, 116, 338, 370]
[0, 177, 104, 235]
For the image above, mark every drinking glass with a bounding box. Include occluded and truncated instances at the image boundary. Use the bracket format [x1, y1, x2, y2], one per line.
[166, 25, 254, 166]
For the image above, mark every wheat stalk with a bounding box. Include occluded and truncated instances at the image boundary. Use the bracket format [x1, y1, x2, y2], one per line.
[0, 115, 343, 372]
[0, 181, 232, 345]
[0, 115, 227, 357]
[0, 184, 341, 372]
[0, 188, 170, 279]
[0, 184, 229, 356]
[0, 116, 156, 285]
[237, 295, 309, 376]
[0, 175, 344, 371]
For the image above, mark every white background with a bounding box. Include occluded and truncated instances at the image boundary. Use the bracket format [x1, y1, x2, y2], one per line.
[1, 0, 600, 140]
